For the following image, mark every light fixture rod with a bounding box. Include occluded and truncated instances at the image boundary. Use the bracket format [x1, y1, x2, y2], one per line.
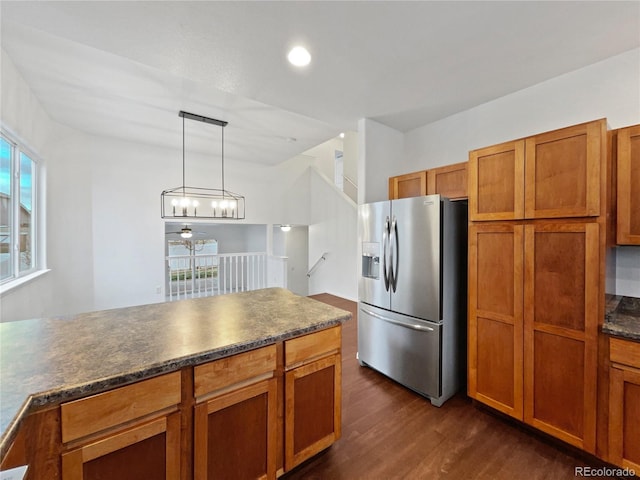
[182, 114, 185, 195]
[221, 125, 225, 194]
[179, 111, 228, 127]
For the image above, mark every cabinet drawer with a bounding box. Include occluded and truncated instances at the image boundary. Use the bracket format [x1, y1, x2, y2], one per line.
[194, 345, 277, 398]
[285, 326, 341, 369]
[61, 371, 181, 443]
[610, 337, 640, 369]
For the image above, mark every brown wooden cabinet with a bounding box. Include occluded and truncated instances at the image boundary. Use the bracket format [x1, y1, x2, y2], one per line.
[469, 140, 525, 221]
[284, 326, 342, 471]
[388, 170, 427, 199]
[0, 407, 60, 480]
[426, 161, 468, 199]
[469, 222, 600, 453]
[523, 223, 599, 452]
[615, 124, 640, 245]
[1, 326, 344, 480]
[389, 162, 468, 200]
[468, 223, 524, 420]
[60, 372, 182, 480]
[469, 119, 606, 221]
[193, 345, 278, 480]
[609, 337, 640, 471]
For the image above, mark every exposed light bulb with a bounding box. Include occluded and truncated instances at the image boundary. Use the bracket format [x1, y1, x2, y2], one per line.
[287, 46, 311, 67]
[339, 132, 345, 139]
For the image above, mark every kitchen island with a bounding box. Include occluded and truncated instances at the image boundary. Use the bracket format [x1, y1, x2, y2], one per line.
[0, 288, 351, 479]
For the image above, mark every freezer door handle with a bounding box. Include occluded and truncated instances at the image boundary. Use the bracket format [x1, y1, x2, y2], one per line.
[390, 216, 399, 292]
[360, 307, 435, 332]
[382, 216, 390, 291]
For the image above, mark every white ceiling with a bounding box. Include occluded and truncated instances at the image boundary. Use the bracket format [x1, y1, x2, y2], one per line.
[1, 1, 639, 166]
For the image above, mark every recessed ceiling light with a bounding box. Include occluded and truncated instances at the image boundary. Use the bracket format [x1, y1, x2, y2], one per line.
[288, 46, 311, 67]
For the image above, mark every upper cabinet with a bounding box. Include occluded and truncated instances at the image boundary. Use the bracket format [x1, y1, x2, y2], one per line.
[389, 162, 468, 200]
[615, 124, 640, 245]
[389, 170, 427, 199]
[427, 161, 468, 200]
[469, 119, 606, 221]
[469, 140, 525, 220]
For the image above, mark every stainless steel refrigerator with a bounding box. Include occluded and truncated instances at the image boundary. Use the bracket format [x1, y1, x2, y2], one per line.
[358, 194, 467, 406]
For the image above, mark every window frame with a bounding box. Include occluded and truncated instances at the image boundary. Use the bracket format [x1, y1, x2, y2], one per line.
[1, 128, 45, 290]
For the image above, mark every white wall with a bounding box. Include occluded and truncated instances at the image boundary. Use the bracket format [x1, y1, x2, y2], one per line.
[1, 49, 98, 320]
[342, 131, 358, 190]
[616, 248, 640, 297]
[358, 118, 404, 204]
[400, 48, 640, 297]
[404, 48, 640, 172]
[304, 137, 344, 182]
[308, 167, 357, 301]
[272, 225, 309, 296]
[0, 47, 332, 320]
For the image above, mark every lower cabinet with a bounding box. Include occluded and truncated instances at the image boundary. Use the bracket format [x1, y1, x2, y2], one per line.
[609, 337, 640, 471]
[193, 345, 278, 480]
[0, 326, 343, 480]
[62, 413, 181, 480]
[469, 221, 600, 453]
[60, 371, 182, 480]
[192, 328, 343, 478]
[284, 326, 342, 471]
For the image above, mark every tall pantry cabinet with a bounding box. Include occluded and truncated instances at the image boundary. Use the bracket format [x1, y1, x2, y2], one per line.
[467, 119, 609, 453]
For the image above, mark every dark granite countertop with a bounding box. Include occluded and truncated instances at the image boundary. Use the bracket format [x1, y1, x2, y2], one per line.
[0, 288, 351, 457]
[603, 295, 640, 341]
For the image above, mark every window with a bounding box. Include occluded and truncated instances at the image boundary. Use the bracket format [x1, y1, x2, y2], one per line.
[1, 132, 39, 284]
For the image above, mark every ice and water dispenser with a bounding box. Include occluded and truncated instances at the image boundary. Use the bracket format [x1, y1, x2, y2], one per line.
[361, 242, 380, 279]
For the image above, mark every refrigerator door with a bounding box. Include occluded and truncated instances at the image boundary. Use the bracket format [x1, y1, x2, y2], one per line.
[358, 303, 441, 399]
[358, 200, 391, 310]
[390, 195, 441, 321]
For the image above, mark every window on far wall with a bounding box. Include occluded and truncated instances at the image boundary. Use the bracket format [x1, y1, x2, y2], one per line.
[1, 132, 39, 283]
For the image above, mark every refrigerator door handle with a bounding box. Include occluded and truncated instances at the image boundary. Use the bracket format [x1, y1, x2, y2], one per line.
[382, 216, 390, 291]
[390, 216, 399, 292]
[360, 307, 435, 332]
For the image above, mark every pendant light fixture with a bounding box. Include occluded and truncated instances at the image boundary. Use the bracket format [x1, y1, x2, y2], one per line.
[161, 111, 245, 220]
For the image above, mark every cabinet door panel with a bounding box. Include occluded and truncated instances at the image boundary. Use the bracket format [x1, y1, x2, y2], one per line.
[469, 141, 524, 221]
[426, 162, 467, 199]
[476, 318, 516, 408]
[532, 332, 585, 438]
[62, 413, 181, 480]
[389, 171, 427, 199]
[285, 354, 341, 470]
[617, 124, 640, 244]
[468, 224, 523, 419]
[623, 380, 640, 467]
[524, 223, 598, 453]
[194, 378, 277, 480]
[610, 342, 640, 472]
[532, 231, 586, 331]
[524, 120, 604, 218]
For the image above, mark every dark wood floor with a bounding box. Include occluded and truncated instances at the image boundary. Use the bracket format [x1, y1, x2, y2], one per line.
[283, 294, 617, 480]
